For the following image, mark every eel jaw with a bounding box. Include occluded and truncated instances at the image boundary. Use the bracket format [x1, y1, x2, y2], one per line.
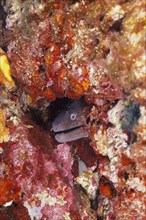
[54, 126, 88, 143]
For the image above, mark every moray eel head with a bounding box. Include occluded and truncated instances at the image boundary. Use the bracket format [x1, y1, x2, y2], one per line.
[52, 99, 88, 143]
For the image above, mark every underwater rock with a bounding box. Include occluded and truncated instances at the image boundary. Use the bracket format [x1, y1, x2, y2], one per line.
[0, 0, 145, 219]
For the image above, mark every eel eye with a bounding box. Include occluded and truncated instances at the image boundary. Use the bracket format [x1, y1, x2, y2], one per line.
[70, 113, 77, 121]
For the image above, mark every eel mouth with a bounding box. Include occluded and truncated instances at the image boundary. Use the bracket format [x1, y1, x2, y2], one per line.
[55, 125, 82, 135]
[54, 126, 88, 143]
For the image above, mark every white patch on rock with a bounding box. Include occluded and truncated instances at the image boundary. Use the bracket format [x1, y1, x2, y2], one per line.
[24, 201, 43, 220]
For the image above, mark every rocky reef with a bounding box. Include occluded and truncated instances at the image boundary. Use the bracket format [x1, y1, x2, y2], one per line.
[0, 0, 145, 219]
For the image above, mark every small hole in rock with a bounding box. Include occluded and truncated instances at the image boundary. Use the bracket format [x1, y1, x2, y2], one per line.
[110, 18, 123, 32]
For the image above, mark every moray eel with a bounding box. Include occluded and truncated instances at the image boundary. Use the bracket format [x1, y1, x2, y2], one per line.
[52, 98, 88, 143]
